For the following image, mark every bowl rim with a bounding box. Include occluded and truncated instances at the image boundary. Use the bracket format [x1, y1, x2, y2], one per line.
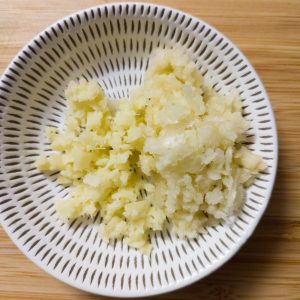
[0, 2, 278, 297]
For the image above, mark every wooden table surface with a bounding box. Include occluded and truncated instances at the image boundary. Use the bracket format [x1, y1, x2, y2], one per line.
[0, 0, 299, 299]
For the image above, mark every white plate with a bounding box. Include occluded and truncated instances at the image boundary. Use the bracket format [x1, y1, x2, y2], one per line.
[0, 3, 278, 297]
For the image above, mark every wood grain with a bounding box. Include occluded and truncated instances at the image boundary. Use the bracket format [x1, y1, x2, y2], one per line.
[0, 0, 299, 299]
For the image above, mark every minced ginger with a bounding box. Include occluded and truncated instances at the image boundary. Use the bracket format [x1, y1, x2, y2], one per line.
[35, 49, 265, 254]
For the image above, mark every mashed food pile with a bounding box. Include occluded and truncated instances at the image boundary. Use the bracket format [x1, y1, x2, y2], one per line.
[36, 49, 265, 254]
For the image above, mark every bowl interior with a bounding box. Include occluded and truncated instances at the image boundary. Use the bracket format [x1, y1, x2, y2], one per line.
[0, 3, 277, 297]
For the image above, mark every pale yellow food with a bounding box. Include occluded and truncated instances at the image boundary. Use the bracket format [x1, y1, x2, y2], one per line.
[35, 49, 265, 254]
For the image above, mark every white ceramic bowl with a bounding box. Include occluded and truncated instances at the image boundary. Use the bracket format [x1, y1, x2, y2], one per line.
[0, 3, 277, 297]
